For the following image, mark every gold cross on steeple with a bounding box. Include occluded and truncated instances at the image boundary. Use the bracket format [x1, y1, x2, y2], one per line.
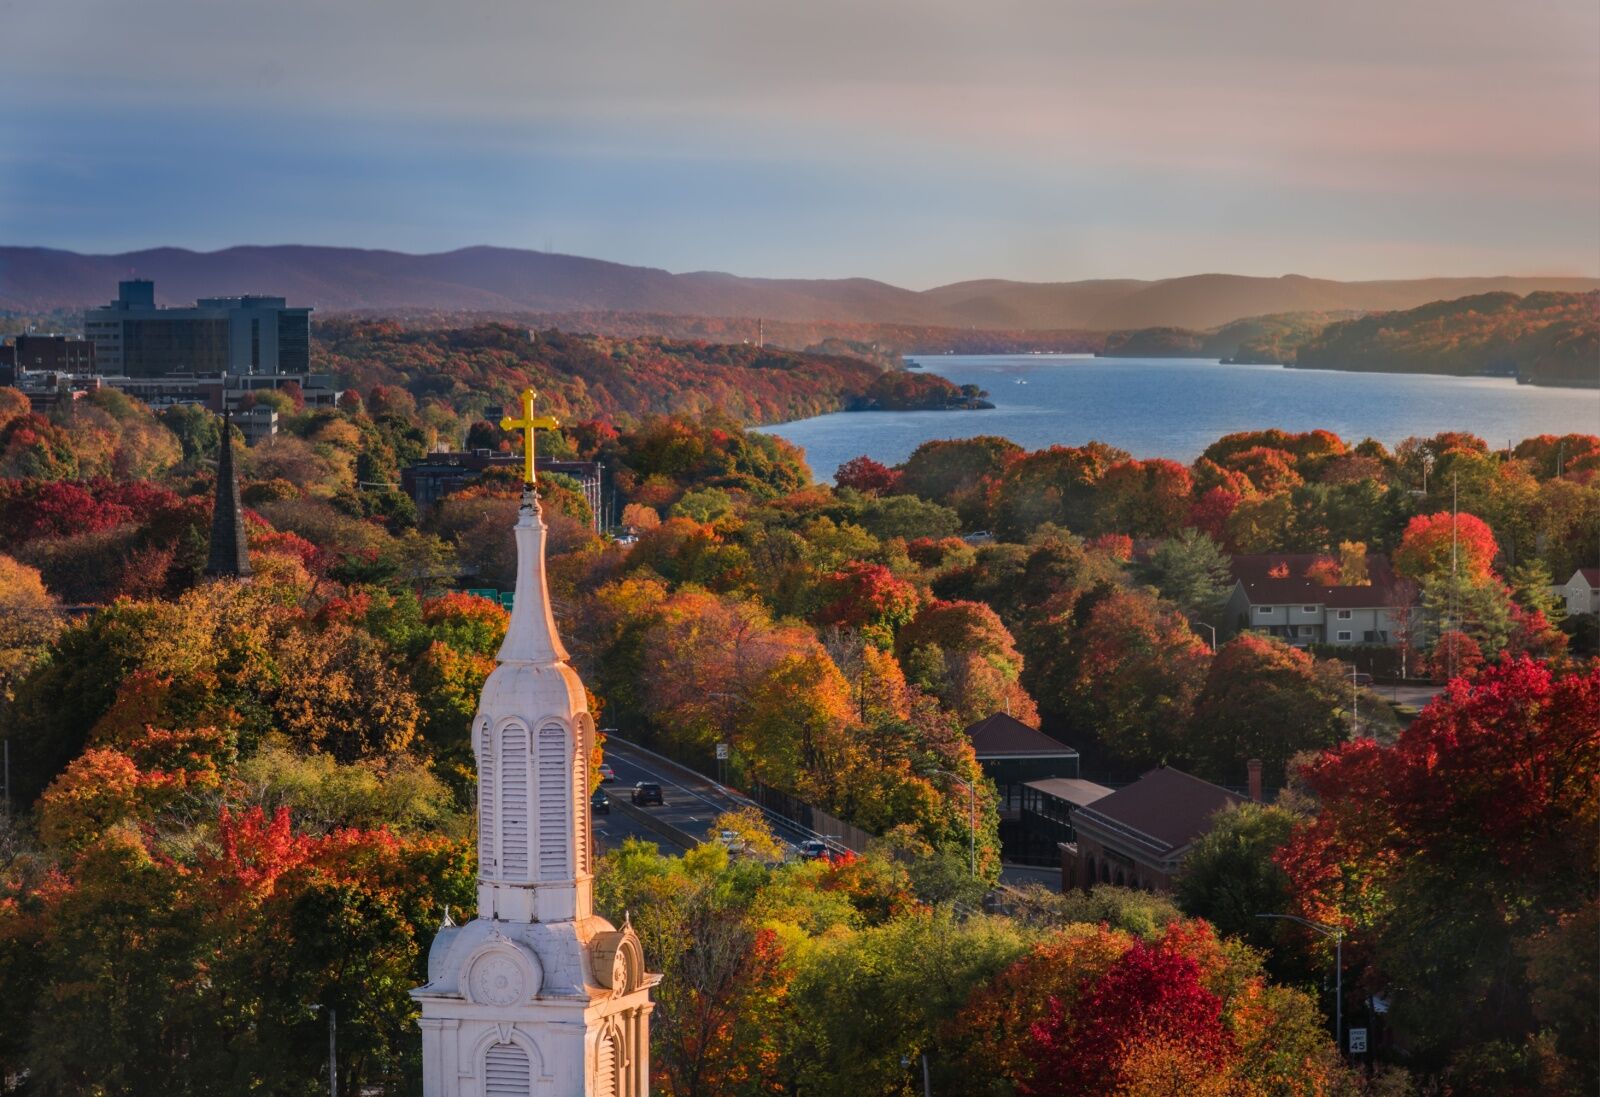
[499, 388, 561, 488]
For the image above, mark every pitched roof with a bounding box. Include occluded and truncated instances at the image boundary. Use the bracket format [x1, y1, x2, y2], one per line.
[1024, 777, 1113, 808]
[1574, 567, 1600, 585]
[964, 713, 1079, 758]
[1071, 767, 1243, 857]
[1231, 552, 1407, 609]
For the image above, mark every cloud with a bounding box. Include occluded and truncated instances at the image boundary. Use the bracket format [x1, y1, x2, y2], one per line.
[3, 0, 1596, 280]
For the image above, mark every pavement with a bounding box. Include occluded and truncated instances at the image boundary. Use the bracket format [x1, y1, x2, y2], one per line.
[999, 863, 1062, 889]
[1383, 684, 1443, 709]
[594, 736, 841, 859]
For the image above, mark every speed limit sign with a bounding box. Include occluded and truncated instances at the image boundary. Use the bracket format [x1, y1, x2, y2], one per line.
[1348, 1028, 1368, 1054]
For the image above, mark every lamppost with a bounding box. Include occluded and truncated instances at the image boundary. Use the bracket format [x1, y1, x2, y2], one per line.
[923, 767, 977, 877]
[310, 1004, 338, 1097]
[1197, 622, 1217, 653]
[1258, 913, 1343, 1050]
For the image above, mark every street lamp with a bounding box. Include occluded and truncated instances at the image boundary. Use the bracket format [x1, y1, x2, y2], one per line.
[923, 767, 977, 877]
[1258, 913, 1343, 1049]
[309, 1004, 337, 1097]
[1197, 621, 1217, 653]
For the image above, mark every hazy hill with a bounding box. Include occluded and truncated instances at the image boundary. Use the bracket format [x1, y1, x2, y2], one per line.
[2, 244, 1595, 331]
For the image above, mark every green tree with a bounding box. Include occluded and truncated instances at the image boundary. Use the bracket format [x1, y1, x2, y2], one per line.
[788, 910, 1027, 1097]
[1138, 528, 1233, 620]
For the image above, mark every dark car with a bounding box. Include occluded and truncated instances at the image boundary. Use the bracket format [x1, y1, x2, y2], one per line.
[1353, 672, 1375, 687]
[631, 782, 664, 806]
[591, 789, 611, 815]
[798, 839, 830, 860]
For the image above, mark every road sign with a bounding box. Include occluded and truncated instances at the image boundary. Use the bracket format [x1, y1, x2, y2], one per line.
[715, 743, 730, 760]
[1348, 1028, 1368, 1054]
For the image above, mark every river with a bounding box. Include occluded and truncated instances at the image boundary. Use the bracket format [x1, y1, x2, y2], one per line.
[761, 355, 1600, 480]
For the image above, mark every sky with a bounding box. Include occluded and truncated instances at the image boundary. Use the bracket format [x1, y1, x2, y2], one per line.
[2, 0, 1597, 286]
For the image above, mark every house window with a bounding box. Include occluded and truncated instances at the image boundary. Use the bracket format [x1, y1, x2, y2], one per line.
[1255, 606, 1271, 616]
[1302, 605, 1317, 614]
[1337, 630, 1352, 641]
[1336, 609, 1352, 620]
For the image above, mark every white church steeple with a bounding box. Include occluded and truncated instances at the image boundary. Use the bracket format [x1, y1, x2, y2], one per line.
[414, 391, 656, 1097]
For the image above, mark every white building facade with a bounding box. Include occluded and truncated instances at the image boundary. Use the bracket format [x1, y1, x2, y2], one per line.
[412, 487, 656, 1097]
[1558, 568, 1600, 616]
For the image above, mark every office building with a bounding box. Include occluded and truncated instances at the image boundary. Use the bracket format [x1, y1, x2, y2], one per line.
[84, 279, 312, 377]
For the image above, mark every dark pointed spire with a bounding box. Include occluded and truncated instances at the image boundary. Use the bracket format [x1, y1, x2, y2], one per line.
[205, 406, 252, 579]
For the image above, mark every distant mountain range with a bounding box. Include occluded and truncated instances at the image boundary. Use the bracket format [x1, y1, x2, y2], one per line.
[2, 244, 1596, 332]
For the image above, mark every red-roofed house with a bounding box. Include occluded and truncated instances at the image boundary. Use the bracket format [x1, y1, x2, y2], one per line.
[1062, 766, 1245, 893]
[1559, 568, 1600, 616]
[1223, 552, 1414, 647]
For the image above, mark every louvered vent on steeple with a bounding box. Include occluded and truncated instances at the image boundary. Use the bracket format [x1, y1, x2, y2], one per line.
[537, 724, 568, 879]
[501, 723, 529, 878]
[478, 719, 496, 873]
[484, 1043, 531, 1097]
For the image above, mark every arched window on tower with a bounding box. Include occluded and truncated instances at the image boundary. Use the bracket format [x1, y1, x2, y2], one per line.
[537, 723, 570, 879]
[484, 1041, 531, 1097]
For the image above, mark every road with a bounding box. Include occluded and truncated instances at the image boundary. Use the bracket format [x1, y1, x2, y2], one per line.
[596, 736, 839, 858]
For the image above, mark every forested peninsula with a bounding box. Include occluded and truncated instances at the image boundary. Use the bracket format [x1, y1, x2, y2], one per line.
[1098, 290, 1599, 388]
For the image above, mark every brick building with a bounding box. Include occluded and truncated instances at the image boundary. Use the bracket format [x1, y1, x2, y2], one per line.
[1061, 766, 1245, 893]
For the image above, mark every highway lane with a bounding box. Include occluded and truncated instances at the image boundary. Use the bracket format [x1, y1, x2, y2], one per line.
[599, 736, 842, 856]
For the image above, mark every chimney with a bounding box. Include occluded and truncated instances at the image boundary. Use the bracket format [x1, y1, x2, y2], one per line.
[1247, 759, 1263, 803]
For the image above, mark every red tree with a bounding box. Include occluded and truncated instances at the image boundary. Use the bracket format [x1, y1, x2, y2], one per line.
[834, 455, 902, 496]
[1026, 936, 1233, 1096]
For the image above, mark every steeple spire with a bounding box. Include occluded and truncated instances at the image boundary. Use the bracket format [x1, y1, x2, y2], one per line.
[204, 406, 251, 579]
[497, 491, 570, 665]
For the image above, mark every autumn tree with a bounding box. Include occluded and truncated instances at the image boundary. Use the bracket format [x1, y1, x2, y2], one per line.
[1024, 588, 1209, 769]
[896, 599, 1038, 726]
[1276, 658, 1599, 1074]
[1392, 510, 1499, 583]
[834, 455, 902, 496]
[1186, 634, 1353, 785]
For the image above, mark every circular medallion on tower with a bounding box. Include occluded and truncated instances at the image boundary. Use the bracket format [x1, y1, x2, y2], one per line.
[463, 942, 541, 1006]
[472, 955, 524, 1006]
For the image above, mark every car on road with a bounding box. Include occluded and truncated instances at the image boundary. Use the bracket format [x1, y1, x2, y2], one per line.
[717, 828, 743, 852]
[797, 839, 831, 860]
[598, 763, 617, 783]
[631, 782, 664, 806]
[591, 789, 611, 815]
[1353, 672, 1374, 687]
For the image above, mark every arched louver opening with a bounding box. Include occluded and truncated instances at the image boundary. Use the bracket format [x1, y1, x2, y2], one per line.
[537, 723, 569, 880]
[594, 1030, 618, 1097]
[478, 719, 496, 874]
[501, 722, 530, 878]
[484, 1041, 531, 1097]
[574, 734, 590, 875]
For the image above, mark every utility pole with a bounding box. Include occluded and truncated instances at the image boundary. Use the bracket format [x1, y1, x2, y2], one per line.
[1449, 472, 1459, 680]
[1349, 664, 1359, 738]
[328, 1007, 338, 1097]
[1198, 621, 1217, 652]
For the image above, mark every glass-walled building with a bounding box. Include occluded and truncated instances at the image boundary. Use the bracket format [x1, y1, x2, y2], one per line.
[84, 280, 312, 377]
